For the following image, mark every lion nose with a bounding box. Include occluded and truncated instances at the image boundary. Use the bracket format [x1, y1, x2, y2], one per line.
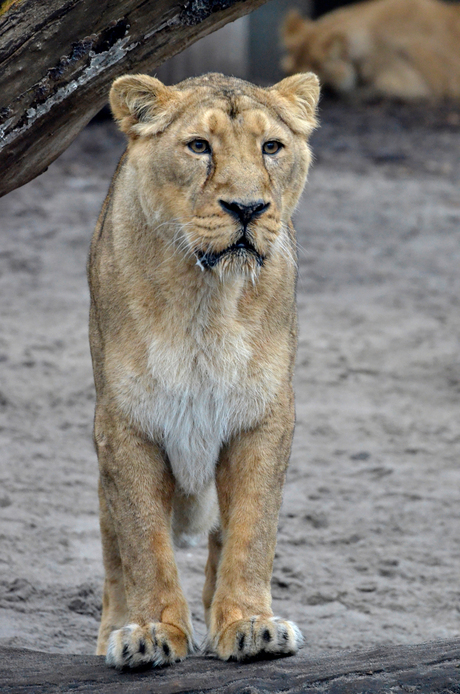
[219, 199, 270, 226]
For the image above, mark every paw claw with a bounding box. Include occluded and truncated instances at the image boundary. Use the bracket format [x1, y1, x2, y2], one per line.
[106, 622, 191, 669]
[212, 616, 303, 661]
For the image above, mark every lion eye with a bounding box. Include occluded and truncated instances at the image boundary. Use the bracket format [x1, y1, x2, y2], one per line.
[188, 139, 211, 154]
[262, 140, 283, 155]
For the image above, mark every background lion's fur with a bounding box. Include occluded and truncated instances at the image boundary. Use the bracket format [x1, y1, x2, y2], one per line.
[283, 0, 460, 100]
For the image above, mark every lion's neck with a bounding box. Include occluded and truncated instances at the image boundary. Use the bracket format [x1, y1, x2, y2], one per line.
[121, 232, 250, 340]
[156, 253, 249, 344]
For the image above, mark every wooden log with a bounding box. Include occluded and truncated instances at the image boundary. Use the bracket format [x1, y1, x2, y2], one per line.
[0, 0, 268, 199]
[0, 639, 459, 693]
[312, 0, 357, 18]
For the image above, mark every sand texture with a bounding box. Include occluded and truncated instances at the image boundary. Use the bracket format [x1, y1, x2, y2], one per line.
[0, 100, 459, 656]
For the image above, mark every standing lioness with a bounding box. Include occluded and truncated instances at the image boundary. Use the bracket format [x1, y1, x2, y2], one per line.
[88, 72, 319, 669]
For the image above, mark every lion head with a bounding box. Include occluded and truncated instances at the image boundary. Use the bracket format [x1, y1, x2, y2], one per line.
[109, 72, 319, 281]
[282, 11, 356, 95]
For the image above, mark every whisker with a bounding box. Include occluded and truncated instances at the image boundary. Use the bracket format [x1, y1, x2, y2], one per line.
[270, 223, 297, 268]
[153, 221, 199, 271]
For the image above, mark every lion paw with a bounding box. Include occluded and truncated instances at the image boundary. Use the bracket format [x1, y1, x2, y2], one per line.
[211, 616, 304, 661]
[106, 622, 191, 669]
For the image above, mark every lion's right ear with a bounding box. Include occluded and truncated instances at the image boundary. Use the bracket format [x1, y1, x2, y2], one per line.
[109, 74, 180, 137]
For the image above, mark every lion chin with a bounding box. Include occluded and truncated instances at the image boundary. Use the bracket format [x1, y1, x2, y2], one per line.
[195, 236, 264, 280]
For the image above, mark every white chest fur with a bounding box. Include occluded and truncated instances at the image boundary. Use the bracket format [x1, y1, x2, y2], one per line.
[118, 323, 272, 495]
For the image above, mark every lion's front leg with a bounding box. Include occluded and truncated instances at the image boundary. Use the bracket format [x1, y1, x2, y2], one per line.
[208, 395, 303, 661]
[96, 479, 129, 655]
[95, 408, 194, 669]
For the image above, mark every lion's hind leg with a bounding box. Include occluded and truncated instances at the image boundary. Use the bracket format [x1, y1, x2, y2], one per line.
[203, 527, 223, 629]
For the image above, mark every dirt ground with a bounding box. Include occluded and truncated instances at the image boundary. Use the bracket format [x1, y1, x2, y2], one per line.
[1, 97, 459, 658]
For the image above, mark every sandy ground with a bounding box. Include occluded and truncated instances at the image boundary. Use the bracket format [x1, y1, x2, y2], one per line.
[0, 98, 459, 658]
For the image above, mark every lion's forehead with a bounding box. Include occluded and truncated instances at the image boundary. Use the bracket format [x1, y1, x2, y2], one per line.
[202, 108, 270, 138]
[180, 98, 281, 141]
[176, 72, 260, 96]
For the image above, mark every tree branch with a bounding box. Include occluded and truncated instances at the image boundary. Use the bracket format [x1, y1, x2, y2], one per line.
[1, 639, 460, 693]
[0, 0, 268, 198]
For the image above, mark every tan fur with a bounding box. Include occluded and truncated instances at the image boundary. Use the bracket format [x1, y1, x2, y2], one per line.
[282, 0, 460, 100]
[88, 72, 319, 668]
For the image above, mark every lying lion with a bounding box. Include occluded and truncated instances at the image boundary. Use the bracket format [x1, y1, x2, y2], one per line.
[282, 0, 460, 100]
[88, 71, 319, 669]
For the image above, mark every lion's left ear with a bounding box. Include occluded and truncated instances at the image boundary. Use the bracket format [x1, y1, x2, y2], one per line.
[109, 74, 182, 138]
[269, 73, 320, 135]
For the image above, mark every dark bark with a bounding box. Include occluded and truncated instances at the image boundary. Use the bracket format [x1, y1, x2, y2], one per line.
[312, 0, 358, 18]
[0, 0, 268, 198]
[1, 639, 460, 693]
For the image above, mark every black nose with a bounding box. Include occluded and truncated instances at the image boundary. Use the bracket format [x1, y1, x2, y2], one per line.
[219, 199, 270, 226]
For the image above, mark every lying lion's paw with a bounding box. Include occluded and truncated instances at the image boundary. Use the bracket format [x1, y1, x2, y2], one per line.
[212, 616, 304, 661]
[106, 622, 191, 669]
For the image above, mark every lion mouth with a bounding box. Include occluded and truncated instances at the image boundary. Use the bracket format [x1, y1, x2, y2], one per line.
[195, 236, 264, 270]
